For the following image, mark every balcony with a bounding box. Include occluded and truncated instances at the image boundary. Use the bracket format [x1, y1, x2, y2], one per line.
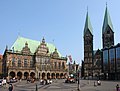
[9, 66, 35, 70]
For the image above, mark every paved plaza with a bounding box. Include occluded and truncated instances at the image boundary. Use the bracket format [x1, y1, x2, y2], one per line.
[0, 79, 120, 91]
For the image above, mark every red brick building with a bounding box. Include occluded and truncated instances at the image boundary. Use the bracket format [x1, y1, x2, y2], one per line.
[2, 36, 67, 79]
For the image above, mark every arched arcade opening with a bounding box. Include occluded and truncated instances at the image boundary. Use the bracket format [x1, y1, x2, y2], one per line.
[24, 72, 29, 79]
[9, 71, 15, 79]
[47, 73, 50, 79]
[51, 73, 55, 79]
[30, 72, 35, 79]
[17, 71, 22, 80]
[60, 73, 64, 78]
[42, 73, 45, 79]
[56, 73, 59, 79]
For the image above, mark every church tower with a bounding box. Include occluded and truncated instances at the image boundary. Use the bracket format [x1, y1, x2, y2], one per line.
[102, 5, 114, 48]
[84, 11, 93, 77]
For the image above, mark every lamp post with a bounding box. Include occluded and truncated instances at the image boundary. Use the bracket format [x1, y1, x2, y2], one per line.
[77, 70, 80, 91]
[35, 84, 38, 91]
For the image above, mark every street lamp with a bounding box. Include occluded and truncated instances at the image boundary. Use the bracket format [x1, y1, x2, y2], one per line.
[35, 84, 38, 91]
[77, 70, 81, 91]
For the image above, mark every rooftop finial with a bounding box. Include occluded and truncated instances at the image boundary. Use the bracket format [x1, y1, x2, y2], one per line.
[87, 6, 88, 12]
[42, 37, 45, 43]
[25, 41, 28, 46]
[106, 2, 107, 7]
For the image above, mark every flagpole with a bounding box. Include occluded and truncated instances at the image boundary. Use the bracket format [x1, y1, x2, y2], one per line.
[68, 55, 73, 76]
[68, 62, 70, 76]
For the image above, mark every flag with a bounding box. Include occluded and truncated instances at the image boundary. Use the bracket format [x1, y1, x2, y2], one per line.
[68, 55, 72, 63]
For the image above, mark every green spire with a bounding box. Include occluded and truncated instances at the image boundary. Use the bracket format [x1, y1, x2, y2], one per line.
[102, 5, 113, 34]
[84, 10, 93, 36]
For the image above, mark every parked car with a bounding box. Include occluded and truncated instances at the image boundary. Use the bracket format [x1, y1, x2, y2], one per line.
[2, 79, 6, 85]
[40, 79, 45, 85]
[49, 79, 52, 84]
[97, 80, 101, 85]
[27, 78, 31, 83]
[40, 79, 52, 85]
[10, 78, 17, 83]
[65, 77, 75, 83]
[0, 80, 3, 86]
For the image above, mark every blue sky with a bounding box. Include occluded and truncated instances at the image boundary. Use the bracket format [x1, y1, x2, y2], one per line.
[0, 0, 120, 64]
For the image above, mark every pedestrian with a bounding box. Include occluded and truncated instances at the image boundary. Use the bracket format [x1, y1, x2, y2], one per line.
[116, 84, 119, 91]
[2, 78, 6, 88]
[9, 84, 13, 91]
[94, 81, 96, 86]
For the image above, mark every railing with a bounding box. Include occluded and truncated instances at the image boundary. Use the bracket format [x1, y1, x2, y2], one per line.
[9, 66, 35, 70]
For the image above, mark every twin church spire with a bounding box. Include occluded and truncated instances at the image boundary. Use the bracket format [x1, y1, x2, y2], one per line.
[84, 5, 113, 35]
[84, 5, 114, 48]
[83, 5, 114, 77]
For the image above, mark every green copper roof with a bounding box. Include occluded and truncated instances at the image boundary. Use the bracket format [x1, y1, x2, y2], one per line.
[11, 36, 61, 56]
[102, 6, 113, 34]
[84, 11, 93, 35]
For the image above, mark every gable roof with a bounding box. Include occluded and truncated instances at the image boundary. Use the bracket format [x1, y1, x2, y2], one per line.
[11, 36, 61, 56]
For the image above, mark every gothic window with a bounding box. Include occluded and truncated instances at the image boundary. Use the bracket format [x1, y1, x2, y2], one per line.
[18, 59, 21, 67]
[107, 30, 110, 34]
[12, 57, 15, 66]
[30, 60, 33, 67]
[47, 65, 50, 70]
[42, 65, 43, 70]
[62, 62, 65, 69]
[90, 58, 92, 63]
[41, 64, 45, 70]
[39, 64, 42, 70]
[85, 53, 88, 57]
[45, 65, 47, 70]
[36, 57, 39, 63]
[54, 62, 57, 69]
[58, 62, 61, 69]
[89, 53, 92, 57]
[45, 58, 48, 64]
[39, 58, 42, 64]
[42, 58, 45, 64]
[24, 59, 27, 67]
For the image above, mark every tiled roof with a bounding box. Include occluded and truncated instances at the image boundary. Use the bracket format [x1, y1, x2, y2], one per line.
[11, 36, 61, 56]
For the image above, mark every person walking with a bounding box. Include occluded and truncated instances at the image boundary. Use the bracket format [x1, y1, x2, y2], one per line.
[116, 84, 119, 91]
[9, 84, 13, 91]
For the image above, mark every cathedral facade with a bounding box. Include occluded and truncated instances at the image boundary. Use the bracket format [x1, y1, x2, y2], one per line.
[2, 37, 67, 79]
[83, 5, 120, 80]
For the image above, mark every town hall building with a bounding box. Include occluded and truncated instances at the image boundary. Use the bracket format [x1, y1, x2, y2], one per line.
[2, 36, 67, 80]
